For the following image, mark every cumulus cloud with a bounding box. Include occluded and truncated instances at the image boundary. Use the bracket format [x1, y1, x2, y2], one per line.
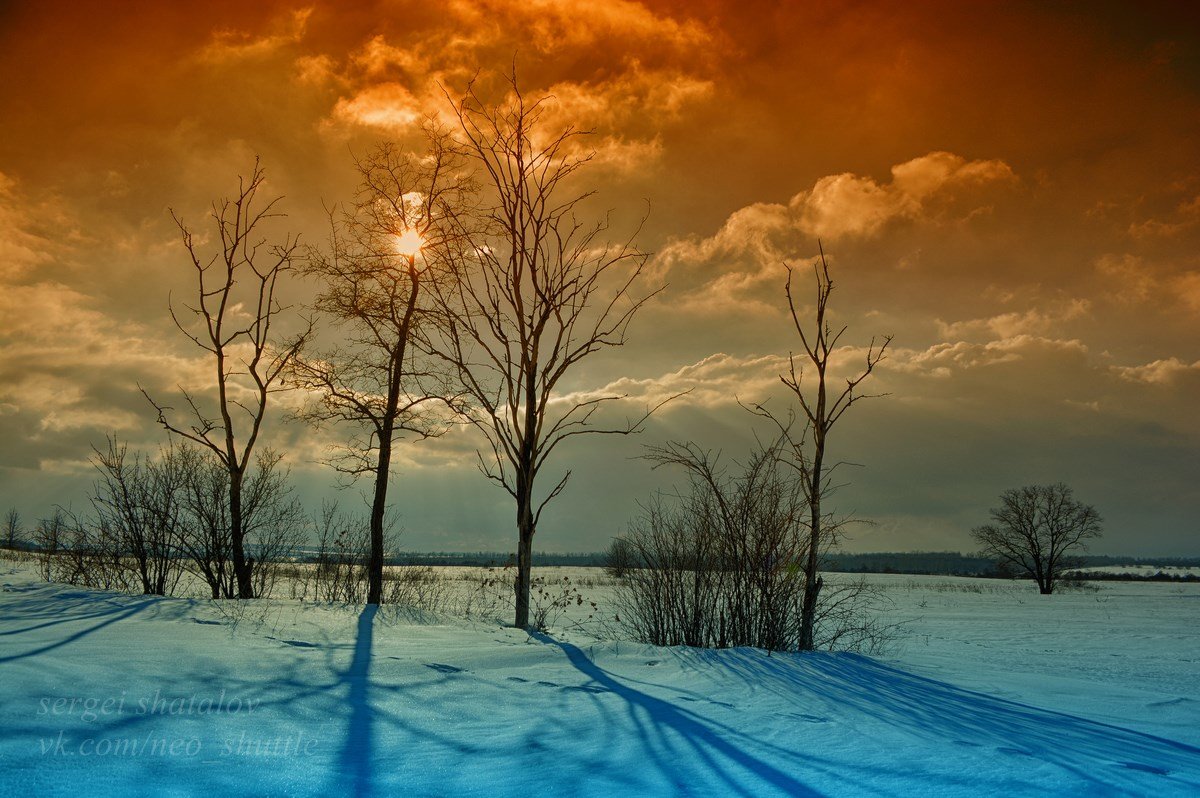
[794, 152, 1016, 240]
[891, 335, 1090, 378]
[331, 82, 424, 130]
[555, 352, 788, 411]
[1113, 357, 1200, 385]
[935, 298, 1091, 340]
[652, 152, 1016, 314]
[314, 0, 718, 175]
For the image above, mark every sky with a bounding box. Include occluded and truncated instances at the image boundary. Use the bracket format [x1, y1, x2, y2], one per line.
[1, 0, 1198, 556]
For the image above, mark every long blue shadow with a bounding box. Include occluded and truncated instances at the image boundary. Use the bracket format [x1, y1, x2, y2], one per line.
[0, 598, 157, 664]
[541, 634, 824, 797]
[338, 605, 377, 798]
[710, 649, 1200, 791]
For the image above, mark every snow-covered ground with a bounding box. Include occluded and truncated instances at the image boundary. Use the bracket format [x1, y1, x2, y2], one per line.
[1, 560, 1197, 797]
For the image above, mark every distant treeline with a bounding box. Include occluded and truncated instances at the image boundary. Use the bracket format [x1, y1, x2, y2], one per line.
[824, 551, 999, 576]
[1068, 570, 1200, 583]
[298, 549, 608, 568]
[824, 552, 1200, 578]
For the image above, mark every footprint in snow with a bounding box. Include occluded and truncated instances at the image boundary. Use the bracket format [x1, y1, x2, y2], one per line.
[507, 676, 529, 683]
[425, 663, 466, 674]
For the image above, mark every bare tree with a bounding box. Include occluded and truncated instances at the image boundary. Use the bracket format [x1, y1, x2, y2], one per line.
[621, 435, 897, 653]
[434, 74, 667, 628]
[3, 507, 20, 549]
[762, 244, 891, 651]
[89, 437, 187, 596]
[634, 439, 811, 650]
[143, 160, 308, 598]
[178, 448, 236, 599]
[972, 483, 1103, 594]
[177, 447, 305, 599]
[290, 131, 469, 605]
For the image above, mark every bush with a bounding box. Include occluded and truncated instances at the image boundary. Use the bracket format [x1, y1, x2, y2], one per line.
[614, 442, 896, 653]
[615, 445, 811, 650]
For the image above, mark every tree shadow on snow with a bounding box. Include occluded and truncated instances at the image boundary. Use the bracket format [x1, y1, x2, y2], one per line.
[336, 604, 377, 798]
[535, 633, 830, 797]
[713, 649, 1200, 793]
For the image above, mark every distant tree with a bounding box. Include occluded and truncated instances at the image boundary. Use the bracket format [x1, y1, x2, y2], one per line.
[143, 160, 309, 599]
[604, 535, 638, 578]
[972, 483, 1103, 594]
[33, 509, 69, 581]
[3, 507, 20, 549]
[434, 74, 668, 628]
[290, 130, 469, 605]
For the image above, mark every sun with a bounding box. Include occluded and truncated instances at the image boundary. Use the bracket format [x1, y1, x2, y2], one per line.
[394, 228, 424, 257]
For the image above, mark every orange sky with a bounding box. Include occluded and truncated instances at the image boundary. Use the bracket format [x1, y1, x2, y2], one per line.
[1, 1, 1198, 554]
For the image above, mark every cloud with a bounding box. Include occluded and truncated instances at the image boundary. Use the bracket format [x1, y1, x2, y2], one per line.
[0, 172, 72, 281]
[1127, 194, 1200, 238]
[199, 7, 313, 63]
[1113, 357, 1200, 385]
[891, 335, 1091, 378]
[1173, 272, 1200, 314]
[445, 0, 714, 58]
[935, 298, 1091, 340]
[652, 152, 1016, 315]
[330, 82, 424, 131]
[558, 352, 789, 411]
[0, 282, 211, 470]
[1095, 253, 1156, 304]
[794, 152, 1016, 240]
[315, 0, 718, 174]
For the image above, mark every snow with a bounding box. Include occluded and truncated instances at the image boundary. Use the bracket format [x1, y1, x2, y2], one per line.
[1, 562, 1198, 797]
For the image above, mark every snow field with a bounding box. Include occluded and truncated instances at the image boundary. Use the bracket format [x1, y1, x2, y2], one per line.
[1, 560, 1197, 796]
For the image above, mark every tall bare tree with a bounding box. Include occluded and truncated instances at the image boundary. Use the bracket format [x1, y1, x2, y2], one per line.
[143, 160, 308, 599]
[973, 483, 1102, 594]
[290, 131, 470, 605]
[436, 75, 665, 628]
[767, 244, 891, 650]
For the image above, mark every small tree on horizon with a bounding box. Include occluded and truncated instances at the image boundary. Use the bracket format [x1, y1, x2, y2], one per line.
[972, 482, 1103, 594]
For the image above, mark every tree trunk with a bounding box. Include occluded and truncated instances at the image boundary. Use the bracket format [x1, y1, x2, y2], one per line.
[515, 495, 534, 629]
[230, 469, 254, 599]
[798, 435, 825, 651]
[367, 429, 393, 606]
